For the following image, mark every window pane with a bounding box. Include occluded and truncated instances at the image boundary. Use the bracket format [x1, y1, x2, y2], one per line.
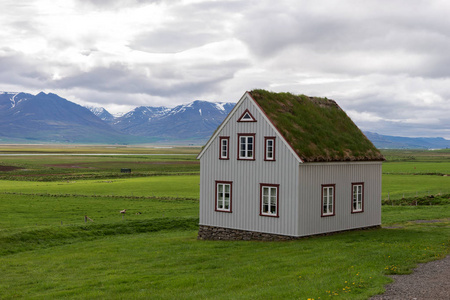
[270, 188, 276, 197]
[271, 204, 276, 214]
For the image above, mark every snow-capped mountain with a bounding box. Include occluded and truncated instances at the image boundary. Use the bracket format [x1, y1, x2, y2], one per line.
[113, 106, 171, 130]
[1, 91, 450, 148]
[0, 92, 132, 143]
[0, 91, 235, 144]
[113, 100, 235, 141]
[86, 106, 115, 123]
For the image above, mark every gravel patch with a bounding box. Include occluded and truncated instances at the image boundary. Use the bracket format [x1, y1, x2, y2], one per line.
[370, 255, 450, 299]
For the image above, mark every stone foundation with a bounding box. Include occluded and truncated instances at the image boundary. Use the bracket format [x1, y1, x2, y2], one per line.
[198, 225, 381, 241]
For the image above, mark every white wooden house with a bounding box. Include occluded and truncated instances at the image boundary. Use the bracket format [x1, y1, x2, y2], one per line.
[197, 90, 385, 240]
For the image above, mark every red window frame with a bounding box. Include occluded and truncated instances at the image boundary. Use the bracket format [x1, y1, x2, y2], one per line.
[215, 181, 233, 213]
[321, 184, 335, 217]
[237, 109, 257, 122]
[264, 136, 276, 161]
[351, 182, 364, 213]
[219, 136, 230, 160]
[237, 133, 256, 160]
[260, 183, 279, 218]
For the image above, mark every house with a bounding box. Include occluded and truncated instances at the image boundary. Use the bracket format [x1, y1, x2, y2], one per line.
[197, 90, 385, 240]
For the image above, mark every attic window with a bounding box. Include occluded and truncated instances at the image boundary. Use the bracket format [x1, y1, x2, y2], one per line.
[237, 109, 256, 122]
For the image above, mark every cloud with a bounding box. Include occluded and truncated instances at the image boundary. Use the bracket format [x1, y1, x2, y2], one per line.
[1, 0, 450, 138]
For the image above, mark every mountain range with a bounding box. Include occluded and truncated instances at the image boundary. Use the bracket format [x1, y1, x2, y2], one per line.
[0, 91, 449, 149]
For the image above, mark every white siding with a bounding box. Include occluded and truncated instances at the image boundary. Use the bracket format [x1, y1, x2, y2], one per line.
[199, 96, 300, 236]
[297, 162, 382, 236]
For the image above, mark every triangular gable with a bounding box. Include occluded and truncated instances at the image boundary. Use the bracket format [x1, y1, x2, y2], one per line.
[237, 109, 256, 122]
[197, 92, 303, 163]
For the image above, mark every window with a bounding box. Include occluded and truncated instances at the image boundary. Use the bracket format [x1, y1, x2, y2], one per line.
[215, 181, 232, 212]
[237, 109, 256, 122]
[260, 184, 279, 217]
[352, 183, 364, 213]
[238, 134, 255, 160]
[219, 136, 229, 160]
[322, 184, 335, 217]
[264, 137, 276, 161]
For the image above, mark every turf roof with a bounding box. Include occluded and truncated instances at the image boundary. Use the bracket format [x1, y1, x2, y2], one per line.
[249, 89, 385, 162]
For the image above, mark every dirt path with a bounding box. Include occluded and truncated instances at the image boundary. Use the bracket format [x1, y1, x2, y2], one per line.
[370, 255, 450, 299]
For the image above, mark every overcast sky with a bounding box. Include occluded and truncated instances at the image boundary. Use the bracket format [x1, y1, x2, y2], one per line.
[1, 0, 450, 138]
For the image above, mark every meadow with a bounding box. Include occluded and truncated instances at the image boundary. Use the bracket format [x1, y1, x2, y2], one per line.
[0, 146, 448, 299]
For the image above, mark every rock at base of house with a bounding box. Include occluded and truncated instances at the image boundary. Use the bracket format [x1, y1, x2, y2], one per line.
[198, 225, 381, 241]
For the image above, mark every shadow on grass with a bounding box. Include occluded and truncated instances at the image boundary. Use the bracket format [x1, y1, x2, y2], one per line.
[0, 217, 199, 256]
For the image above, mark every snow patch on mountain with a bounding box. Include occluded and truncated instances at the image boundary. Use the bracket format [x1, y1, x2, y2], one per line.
[214, 102, 227, 111]
[86, 106, 105, 116]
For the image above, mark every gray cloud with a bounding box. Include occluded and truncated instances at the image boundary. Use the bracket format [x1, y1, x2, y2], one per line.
[1, 0, 450, 138]
[130, 28, 221, 53]
[52, 59, 248, 98]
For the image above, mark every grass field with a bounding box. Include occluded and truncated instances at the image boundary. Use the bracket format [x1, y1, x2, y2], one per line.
[0, 146, 449, 299]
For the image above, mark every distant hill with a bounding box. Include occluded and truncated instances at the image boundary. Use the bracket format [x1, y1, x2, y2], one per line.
[1, 91, 449, 148]
[111, 101, 234, 142]
[0, 92, 139, 144]
[364, 132, 450, 149]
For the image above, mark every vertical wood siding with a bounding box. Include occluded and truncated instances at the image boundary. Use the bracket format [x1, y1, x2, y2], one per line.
[199, 96, 300, 236]
[199, 94, 382, 237]
[297, 162, 382, 236]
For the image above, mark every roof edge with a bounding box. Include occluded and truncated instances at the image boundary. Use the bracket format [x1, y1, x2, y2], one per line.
[196, 91, 249, 159]
[246, 91, 304, 163]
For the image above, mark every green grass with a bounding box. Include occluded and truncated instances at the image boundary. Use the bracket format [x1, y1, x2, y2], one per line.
[0, 154, 199, 181]
[0, 217, 448, 299]
[0, 175, 200, 198]
[381, 149, 450, 199]
[383, 161, 450, 175]
[382, 174, 450, 199]
[250, 89, 384, 162]
[0, 147, 449, 299]
[0, 193, 199, 231]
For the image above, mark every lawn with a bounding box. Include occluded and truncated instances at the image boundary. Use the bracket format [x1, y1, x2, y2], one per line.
[381, 149, 450, 199]
[0, 211, 448, 299]
[0, 175, 200, 199]
[0, 147, 449, 299]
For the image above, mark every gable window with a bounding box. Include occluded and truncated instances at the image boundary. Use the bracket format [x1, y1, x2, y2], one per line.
[264, 137, 276, 161]
[237, 109, 256, 122]
[219, 136, 229, 160]
[352, 183, 364, 213]
[260, 184, 279, 217]
[238, 134, 255, 160]
[215, 181, 232, 212]
[322, 184, 335, 217]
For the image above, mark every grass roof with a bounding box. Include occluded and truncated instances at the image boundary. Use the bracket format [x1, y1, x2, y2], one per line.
[249, 89, 384, 162]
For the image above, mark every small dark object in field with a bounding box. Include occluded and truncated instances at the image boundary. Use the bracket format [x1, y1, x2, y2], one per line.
[136, 212, 142, 215]
[120, 209, 126, 214]
[121, 168, 131, 173]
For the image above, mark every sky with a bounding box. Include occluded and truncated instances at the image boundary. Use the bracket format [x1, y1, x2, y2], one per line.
[1, 0, 450, 139]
